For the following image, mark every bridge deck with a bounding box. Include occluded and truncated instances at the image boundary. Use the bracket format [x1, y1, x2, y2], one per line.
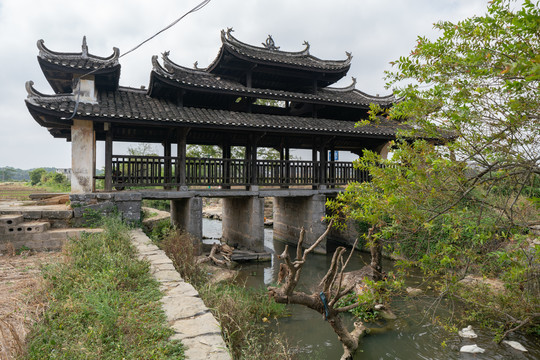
[138, 187, 345, 199]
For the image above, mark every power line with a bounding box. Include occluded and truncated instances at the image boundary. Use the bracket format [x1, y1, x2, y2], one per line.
[120, 0, 211, 59]
[63, 0, 212, 120]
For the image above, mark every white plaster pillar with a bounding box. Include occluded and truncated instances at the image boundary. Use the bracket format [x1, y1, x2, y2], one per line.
[71, 119, 95, 193]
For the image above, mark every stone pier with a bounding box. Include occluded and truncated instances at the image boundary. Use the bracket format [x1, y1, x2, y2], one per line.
[170, 198, 203, 240]
[221, 197, 265, 252]
[273, 194, 328, 254]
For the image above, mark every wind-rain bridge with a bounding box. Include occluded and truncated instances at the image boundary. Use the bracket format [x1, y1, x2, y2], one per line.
[26, 30, 406, 253]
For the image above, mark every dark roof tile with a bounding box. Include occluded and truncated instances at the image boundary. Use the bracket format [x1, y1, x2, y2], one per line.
[153, 54, 395, 107]
[26, 86, 406, 138]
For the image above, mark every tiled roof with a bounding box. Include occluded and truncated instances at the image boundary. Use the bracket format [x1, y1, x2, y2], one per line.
[37, 37, 120, 71]
[208, 29, 352, 71]
[153, 54, 395, 107]
[25, 84, 406, 138]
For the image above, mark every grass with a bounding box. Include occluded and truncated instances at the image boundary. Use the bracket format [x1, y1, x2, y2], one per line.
[155, 227, 292, 359]
[23, 217, 184, 360]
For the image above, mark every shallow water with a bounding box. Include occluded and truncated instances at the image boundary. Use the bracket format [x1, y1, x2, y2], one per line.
[203, 218, 540, 359]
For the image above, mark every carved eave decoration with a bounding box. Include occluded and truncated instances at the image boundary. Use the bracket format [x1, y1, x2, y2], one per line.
[37, 37, 121, 93]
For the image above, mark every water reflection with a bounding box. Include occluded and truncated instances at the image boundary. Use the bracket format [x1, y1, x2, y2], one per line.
[203, 218, 539, 359]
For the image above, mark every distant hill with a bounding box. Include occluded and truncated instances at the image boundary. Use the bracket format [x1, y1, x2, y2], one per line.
[0, 167, 56, 182]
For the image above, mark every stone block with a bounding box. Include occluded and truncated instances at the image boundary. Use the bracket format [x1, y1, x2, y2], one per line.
[42, 210, 73, 219]
[180, 336, 231, 360]
[117, 201, 141, 222]
[115, 192, 142, 201]
[48, 229, 69, 240]
[145, 253, 173, 265]
[96, 193, 114, 200]
[162, 282, 199, 297]
[170, 312, 222, 341]
[23, 211, 42, 220]
[0, 214, 24, 226]
[69, 194, 87, 202]
[73, 202, 115, 218]
[43, 239, 64, 250]
[4, 224, 25, 235]
[153, 269, 183, 282]
[50, 220, 71, 229]
[150, 263, 177, 274]
[161, 294, 209, 320]
[21, 221, 50, 233]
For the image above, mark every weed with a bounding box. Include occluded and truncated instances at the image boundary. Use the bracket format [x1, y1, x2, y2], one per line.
[24, 217, 184, 359]
[149, 226, 292, 359]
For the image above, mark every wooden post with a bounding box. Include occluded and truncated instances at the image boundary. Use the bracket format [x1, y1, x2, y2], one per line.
[329, 145, 335, 188]
[312, 144, 318, 189]
[163, 138, 171, 189]
[285, 145, 290, 184]
[250, 135, 258, 186]
[222, 141, 231, 189]
[104, 123, 113, 191]
[245, 141, 251, 190]
[177, 128, 189, 190]
[319, 144, 327, 188]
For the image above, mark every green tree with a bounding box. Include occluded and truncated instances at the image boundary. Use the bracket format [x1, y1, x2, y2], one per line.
[0, 167, 15, 182]
[330, 0, 539, 341]
[29, 168, 47, 186]
[127, 143, 158, 156]
[186, 145, 222, 158]
[385, 0, 539, 216]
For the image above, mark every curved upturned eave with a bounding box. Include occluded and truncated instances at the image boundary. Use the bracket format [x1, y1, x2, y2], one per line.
[37, 39, 120, 64]
[207, 29, 351, 75]
[148, 62, 395, 109]
[161, 51, 209, 74]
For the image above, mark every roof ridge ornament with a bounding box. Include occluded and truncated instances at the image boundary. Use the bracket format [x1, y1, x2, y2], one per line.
[262, 35, 280, 51]
[193, 61, 199, 69]
[81, 36, 88, 59]
[302, 40, 310, 54]
[345, 51, 353, 61]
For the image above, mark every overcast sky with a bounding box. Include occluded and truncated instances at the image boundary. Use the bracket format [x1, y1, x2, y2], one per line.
[0, 0, 488, 169]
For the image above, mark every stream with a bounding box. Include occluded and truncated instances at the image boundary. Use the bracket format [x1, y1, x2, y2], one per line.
[203, 218, 540, 359]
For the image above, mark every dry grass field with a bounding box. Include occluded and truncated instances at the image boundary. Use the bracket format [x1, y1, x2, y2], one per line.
[0, 251, 62, 359]
[0, 183, 50, 201]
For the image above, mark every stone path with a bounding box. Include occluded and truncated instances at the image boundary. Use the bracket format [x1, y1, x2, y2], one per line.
[129, 229, 230, 360]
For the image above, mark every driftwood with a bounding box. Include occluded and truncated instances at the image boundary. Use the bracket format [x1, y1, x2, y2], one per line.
[268, 220, 369, 360]
[196, 243, 234, 266]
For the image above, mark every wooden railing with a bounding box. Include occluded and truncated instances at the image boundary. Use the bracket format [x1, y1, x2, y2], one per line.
[108, 155, 369, 188]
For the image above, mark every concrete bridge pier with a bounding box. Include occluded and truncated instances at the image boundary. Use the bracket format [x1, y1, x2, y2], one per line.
[222, 197, 265, 252]
[273, 194, 328, 254]
[170, 198, 203, 242]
